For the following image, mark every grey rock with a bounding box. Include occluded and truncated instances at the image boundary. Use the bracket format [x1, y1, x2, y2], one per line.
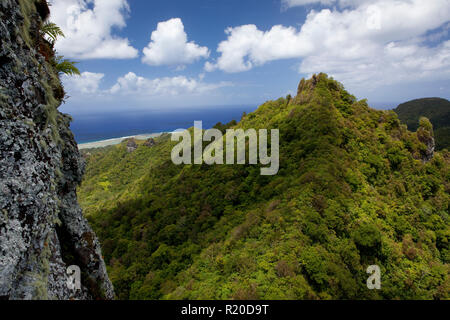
[126, 138, 138, 153]
[0, 0, 114, 300]
[419, 134, 435, 163]
[143, 138, 156, 147]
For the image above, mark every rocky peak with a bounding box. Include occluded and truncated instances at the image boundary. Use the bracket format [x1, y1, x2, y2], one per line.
[290, 73, 330, 106]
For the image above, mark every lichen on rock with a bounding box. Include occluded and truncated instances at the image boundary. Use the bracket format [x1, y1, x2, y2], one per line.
[0, 0, 114, 300]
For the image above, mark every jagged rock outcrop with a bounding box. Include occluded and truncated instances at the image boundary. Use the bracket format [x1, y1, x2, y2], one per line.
[144, 138, 156, 147]
[125, 138, 138, 153]
[416, 117, 435, 162]
[290, 73, 323, 106]
[0, 0, 114, 300]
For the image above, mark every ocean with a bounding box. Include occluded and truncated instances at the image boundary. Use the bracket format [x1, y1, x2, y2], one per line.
[69, 105, 257, 144]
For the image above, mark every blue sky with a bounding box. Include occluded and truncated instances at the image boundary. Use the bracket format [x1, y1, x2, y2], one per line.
[49, 0, 450, 115]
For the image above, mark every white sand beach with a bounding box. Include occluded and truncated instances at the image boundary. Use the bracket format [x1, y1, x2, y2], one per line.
[78, 132, 164, 150]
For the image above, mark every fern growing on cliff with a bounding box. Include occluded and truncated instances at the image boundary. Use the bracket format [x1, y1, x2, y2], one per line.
[40, 21, 64, 43]
[54, 55, 80, 76]
[40, 20, 80, 76]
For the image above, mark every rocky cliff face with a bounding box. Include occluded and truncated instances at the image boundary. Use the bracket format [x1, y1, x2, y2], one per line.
[0, 0, 114, 299]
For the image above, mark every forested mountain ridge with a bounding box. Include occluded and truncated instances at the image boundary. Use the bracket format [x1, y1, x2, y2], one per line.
[79, 74, 449, 300]
[394, 97, 450, 150]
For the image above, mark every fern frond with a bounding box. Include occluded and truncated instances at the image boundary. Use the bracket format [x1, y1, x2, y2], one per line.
[41, 21, 65, 42]
[55, 56, 80, 76]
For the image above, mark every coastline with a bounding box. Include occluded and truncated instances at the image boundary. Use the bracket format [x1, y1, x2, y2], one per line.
[78, 132, 164, 150]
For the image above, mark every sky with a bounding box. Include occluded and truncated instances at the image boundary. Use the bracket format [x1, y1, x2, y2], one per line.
[49, 0, 450, 115]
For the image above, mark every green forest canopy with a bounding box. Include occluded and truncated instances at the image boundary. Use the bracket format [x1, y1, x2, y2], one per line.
[78, 74, 449, 300]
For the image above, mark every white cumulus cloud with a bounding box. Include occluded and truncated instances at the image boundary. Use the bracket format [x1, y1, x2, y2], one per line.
[63, 71, 230, 97]
[61, 72, 233, 112]
[50, 0, 138, 59]
[206, 0, 450, 88]
[62, 72, 105, 94]
[142, 18, 210, 67]
[205, 24, 313, 73]
[110, 72, 229, 96]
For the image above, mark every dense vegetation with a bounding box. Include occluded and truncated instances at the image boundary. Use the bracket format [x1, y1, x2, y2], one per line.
[78, 74, 449, 300]
[394, 98, 450, 150]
